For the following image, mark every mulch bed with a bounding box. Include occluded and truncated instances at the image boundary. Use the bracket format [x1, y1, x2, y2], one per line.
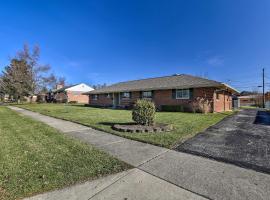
[112, 123, 173, 133]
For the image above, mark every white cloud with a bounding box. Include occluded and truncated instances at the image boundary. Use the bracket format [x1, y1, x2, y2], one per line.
[207, 56, 224, 66]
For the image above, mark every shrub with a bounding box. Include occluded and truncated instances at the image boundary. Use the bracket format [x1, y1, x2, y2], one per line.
[161, 105, 184, 112]
[161, 104, 194, 112]
[36, 95, 46, 103]
[191, 97, 212, 113]
[132, 99, 156, 125]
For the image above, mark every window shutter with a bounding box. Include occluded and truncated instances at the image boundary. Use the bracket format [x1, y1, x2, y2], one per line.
[172, 89, 176, 99]
[189, 88, 194, 99]
[129, 92, 132, 99]
[152, 90, 155, 99]
[139, 91, 142, 99]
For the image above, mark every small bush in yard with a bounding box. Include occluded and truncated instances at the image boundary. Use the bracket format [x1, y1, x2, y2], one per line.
[132, 99, 156, 125]
[161, 105, 184, 112]
[191, 97, 212, 113]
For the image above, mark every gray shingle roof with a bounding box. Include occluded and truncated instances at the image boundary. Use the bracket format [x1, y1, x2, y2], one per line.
[85, 74, 237, 94]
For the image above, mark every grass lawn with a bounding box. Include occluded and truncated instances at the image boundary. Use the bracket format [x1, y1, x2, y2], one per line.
[0, 107, 129, 200]
[240, 106, 259, 109]
[17, 104, 233, 148]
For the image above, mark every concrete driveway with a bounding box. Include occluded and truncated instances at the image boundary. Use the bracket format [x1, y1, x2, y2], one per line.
[176, 109, 270, 174]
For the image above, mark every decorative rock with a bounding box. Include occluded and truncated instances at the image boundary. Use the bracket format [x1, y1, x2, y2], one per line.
[112, 123, 173, 133]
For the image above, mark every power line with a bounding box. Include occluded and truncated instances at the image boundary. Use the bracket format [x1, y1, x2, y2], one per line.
[263, 68, 265, 108]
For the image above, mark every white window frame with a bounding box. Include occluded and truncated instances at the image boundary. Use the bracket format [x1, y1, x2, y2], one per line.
[142, 91, 152, 98]
[92, 94, 98, 100]
[122, 92, 130, 99]
[176, 89, 190, 99]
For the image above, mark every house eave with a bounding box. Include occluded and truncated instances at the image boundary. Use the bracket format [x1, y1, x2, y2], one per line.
[84, 84, 226, 95]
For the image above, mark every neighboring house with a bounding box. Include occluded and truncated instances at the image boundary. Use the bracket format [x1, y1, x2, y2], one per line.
[52, 83, 94, 103]
[238, 95, 262, 107]
[84, 74, 238, 112]
[238, 92, 270, 108]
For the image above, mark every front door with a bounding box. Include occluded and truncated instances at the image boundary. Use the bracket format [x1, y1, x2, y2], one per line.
[113, 93, 120, 108]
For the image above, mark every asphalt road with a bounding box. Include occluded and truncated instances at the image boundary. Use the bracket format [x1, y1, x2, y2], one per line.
[175, 109, 270, 174]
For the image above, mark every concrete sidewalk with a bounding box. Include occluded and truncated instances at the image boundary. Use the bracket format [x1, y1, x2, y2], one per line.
[9, 106, 270, 200]
[26, 169, 205, 200]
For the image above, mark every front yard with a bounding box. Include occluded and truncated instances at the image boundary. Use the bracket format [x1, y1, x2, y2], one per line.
[17, 104, 232, 148]
[0, 107, 129, 200]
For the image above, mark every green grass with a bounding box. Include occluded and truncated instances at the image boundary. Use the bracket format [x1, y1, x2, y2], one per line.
[17, 104, 233, 148]
[240, 106, 259, 109]
[0, 107, 129, 200]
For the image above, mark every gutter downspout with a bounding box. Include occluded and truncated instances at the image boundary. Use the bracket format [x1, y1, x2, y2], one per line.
[223, 90, 226, 111]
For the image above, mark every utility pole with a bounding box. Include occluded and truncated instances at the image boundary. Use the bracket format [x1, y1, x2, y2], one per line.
[263, 68, 265, 108]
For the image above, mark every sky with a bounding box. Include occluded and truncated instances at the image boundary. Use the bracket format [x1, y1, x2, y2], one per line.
[1, 0, 270, 92]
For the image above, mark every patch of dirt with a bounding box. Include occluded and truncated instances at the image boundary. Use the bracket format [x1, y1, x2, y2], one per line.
[112, 123, 173, 133]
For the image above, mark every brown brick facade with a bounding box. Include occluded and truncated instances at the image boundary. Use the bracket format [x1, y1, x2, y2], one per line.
[66, 91, 89, 104]
[89, 87, 233, 112]
[213, 91, 232, 112]
[89, 93, 113, 106]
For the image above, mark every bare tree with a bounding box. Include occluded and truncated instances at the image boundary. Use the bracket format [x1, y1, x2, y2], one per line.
[57, 77, 66, 86]
[0, 44, 64, 102]
[16, 44, 56, 95]
[92, 83, 107, 89]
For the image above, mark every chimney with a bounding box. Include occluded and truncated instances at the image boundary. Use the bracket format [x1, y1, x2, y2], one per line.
[56, 84, 64, 90]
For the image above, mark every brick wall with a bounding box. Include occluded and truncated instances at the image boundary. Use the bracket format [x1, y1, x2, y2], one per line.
[89, 93, 113, 106]
[88, 87, 233, 112]
[66, 91, 89, 104]
[120, 91, 140, 107]
[54, 92, 67, 103]
[213, 91, 232, 112]
[153, 88, 215, 110]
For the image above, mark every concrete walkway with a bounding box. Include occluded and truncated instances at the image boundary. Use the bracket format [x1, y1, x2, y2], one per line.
[9, 106, 270, 200]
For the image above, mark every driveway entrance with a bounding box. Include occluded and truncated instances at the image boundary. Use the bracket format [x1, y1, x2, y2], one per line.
[175, 109, 270, 174]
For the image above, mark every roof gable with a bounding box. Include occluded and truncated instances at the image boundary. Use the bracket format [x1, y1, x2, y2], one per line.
[65, 83, 94, 92]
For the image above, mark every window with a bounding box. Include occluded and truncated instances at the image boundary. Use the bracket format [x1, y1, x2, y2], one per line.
[122, 92, 130, 99]
[92, 94, 98, 100]
[216, 93, 220, 100]
[176, 89, 190, 99]
[142, 91, 152, 98]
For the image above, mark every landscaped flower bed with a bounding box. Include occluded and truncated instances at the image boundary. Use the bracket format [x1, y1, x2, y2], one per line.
[113, 123, 173, 133]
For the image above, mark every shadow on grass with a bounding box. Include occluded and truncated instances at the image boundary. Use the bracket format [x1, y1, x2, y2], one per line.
[98, 122, 136, 126]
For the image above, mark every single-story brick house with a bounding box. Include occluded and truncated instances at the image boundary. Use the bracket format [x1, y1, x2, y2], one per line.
[84, 74, 238, 112]
[52, 83, 94, 103]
